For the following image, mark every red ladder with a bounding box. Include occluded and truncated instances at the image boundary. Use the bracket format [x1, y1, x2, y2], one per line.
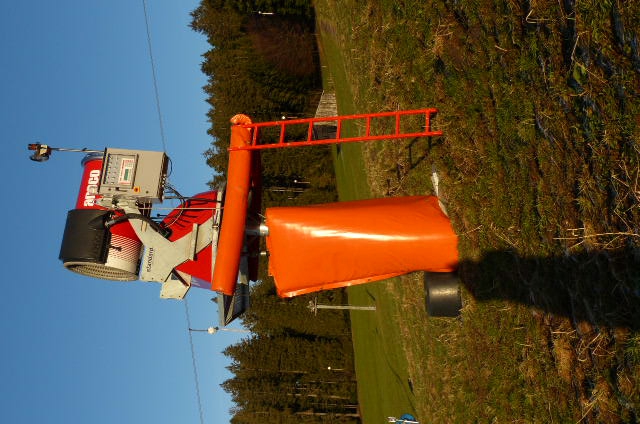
[229, 109, 442, 151]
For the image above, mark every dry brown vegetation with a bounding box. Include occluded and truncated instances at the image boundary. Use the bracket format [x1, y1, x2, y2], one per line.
[315, 0, 640, 422]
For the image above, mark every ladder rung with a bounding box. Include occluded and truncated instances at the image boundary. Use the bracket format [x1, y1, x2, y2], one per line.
[229, 109, 443, 151]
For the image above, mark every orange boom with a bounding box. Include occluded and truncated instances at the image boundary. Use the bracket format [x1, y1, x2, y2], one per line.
[211, 114, 253, 295]
[211, 111, 459, 299]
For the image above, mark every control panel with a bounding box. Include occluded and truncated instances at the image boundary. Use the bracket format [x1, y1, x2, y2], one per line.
[98, 148, 168, 203]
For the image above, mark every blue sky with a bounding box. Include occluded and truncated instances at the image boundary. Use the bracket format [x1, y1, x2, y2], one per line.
[1, 1, 245, 423]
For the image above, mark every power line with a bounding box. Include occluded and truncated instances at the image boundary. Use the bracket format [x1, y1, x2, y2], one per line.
[141, 0, 168, 153]
[140, 3, 204, 422]
[184, 299, 206, 424]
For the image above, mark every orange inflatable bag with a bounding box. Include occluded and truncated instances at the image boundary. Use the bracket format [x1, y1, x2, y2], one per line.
[266, 196, 458, 297]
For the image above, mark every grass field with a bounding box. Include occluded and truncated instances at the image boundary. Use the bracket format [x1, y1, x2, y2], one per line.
[314, 1, 640, 423]
[317, 24, 420, 423]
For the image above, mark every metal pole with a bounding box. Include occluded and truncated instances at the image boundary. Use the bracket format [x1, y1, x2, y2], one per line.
[316, 304, 377, 311]
[189, 327, 250, 335]
[50, 147, 103, 153]
[308, 299, 376, 315]
[388, 418, 420, 424]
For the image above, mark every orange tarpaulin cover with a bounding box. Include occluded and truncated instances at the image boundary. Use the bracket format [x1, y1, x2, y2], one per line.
[266, 195, 459, 297]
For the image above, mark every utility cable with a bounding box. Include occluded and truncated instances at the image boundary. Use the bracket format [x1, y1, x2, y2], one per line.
[141, 3, 204, 423]
[141, 0, 168, 153]
[184, 298, 206, 424]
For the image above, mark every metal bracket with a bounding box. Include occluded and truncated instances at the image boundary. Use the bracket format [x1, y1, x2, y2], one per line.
[120, 205, 215, 285]
[160, 270, 191, 300]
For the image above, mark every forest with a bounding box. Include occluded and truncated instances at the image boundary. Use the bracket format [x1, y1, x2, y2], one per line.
[190, 1, 361, 422]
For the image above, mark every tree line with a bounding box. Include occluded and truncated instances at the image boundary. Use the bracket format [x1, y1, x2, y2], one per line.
[190, 0, 336, 203]
[190, 2, 359, 422]
[224, 283, 360, 423]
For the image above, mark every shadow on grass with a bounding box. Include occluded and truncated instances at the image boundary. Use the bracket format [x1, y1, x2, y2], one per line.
[459, 246, 640, 329]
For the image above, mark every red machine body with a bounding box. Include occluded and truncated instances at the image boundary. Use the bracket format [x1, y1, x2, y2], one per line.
[60, 153, 220, 286]
[161, 191, 220, 286]
[75, 155, 104, 209]
[60, 154, 143, 280]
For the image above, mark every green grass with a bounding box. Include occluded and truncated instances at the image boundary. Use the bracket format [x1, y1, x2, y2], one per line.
[315, 0, 640, 423]
[347, 282, 417, 423]
[316, 29, 370, 201]
[317, 19, 415, 423]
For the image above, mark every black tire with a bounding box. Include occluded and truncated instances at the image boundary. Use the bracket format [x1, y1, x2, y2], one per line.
[424, 272, 462, 317]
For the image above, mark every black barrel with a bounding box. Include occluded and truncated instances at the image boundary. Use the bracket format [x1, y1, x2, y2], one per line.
[424, 272, 462, 317]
